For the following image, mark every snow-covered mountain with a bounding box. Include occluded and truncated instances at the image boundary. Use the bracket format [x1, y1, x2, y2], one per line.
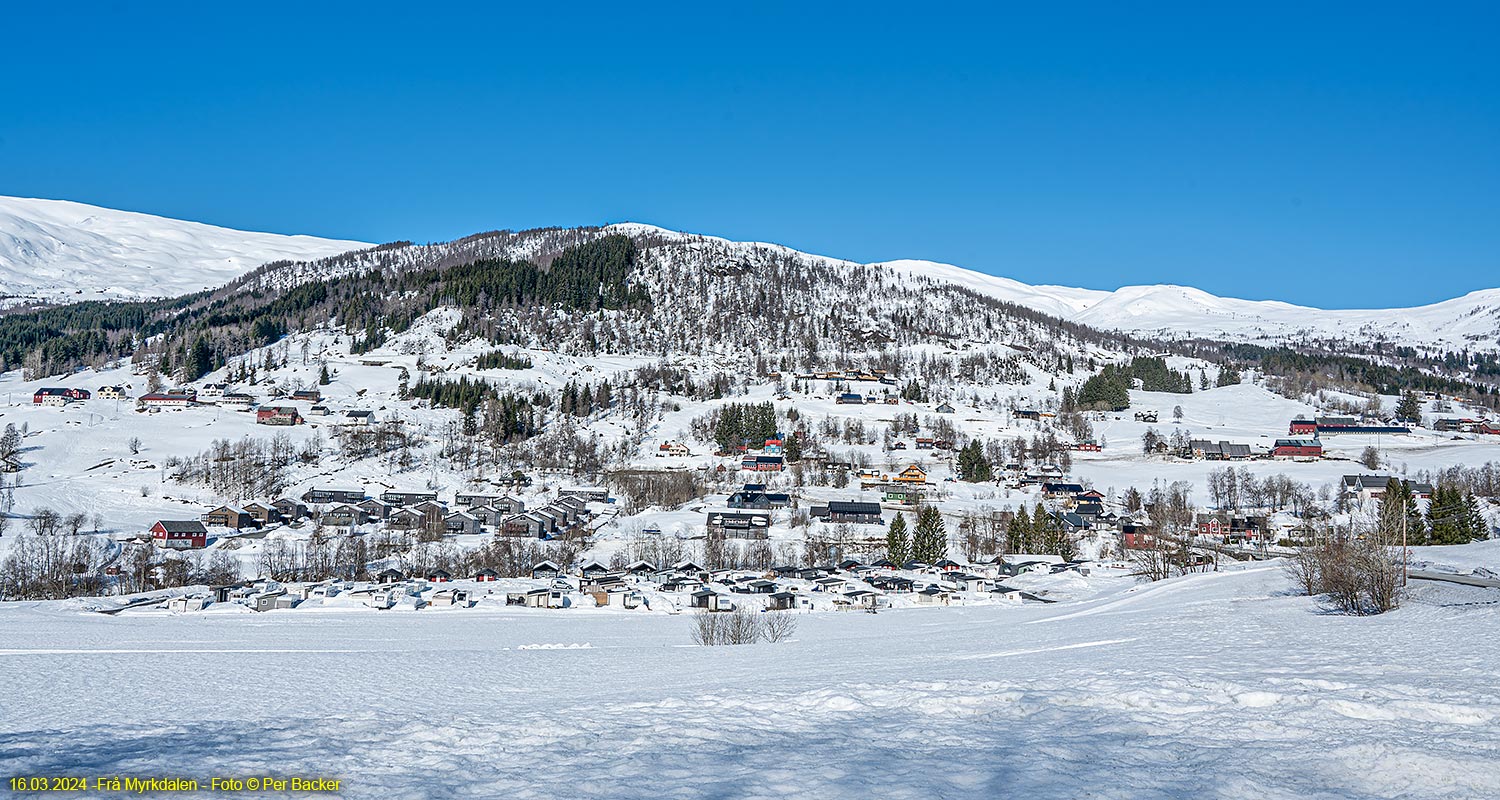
[8, 198, 1498, 353]
[873, 258, 1500, 353]
[223, 219, 1500, 355]
[600, 225, 1500, 352]
[0, 196, 370, 303]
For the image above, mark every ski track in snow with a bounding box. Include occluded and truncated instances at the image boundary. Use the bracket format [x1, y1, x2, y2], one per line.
[2, 568, 1498, 799]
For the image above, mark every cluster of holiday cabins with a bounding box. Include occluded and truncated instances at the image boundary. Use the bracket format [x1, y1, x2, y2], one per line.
[146, 483, 607, 549]
[114, 383, 377, 427]
[174, 550, 1059, 614]
[524, 553, 1053, 613]
[701, 483, 883, 540]
[701, 467, 935, 541]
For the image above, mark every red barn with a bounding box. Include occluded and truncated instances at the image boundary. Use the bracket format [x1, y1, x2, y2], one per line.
[150, 520, 208, 549]
[1288, 418, 1318, 435]
[1272, 438, 1322, 458]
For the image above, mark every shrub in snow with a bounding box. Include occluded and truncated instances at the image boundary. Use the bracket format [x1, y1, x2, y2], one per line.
[691, 608, 798, 646]
[1284, 538, 1403, 616]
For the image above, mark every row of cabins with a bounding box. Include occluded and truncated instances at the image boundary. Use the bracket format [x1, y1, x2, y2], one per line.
[1340, 474, 1435, 502]
[792, 369, 897, 384]
[1289, 416, 1410, 435]
[835, 392, 903, 406]
[152, 496, 318, 546]
[1187, 439, 1254, 460]
[889, 437, 954, 452]
[1434, 418, 1500, 435]
[159, 485, 600, 548]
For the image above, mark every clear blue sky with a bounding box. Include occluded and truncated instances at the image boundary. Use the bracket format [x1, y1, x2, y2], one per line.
[3, 2, 1496, 308]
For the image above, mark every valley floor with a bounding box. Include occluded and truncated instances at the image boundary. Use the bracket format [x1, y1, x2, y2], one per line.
[2, 564, 1497, 799]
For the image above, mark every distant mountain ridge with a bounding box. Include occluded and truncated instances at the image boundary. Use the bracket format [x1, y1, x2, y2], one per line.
[4, 197, 1497, 353]
[0, 196, 370, 303]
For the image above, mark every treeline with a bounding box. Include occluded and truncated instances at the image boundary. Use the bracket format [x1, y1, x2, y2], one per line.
[1219, 343, 1495, 404]
[693, 402, 780, 453]
[1076, 356, 1197, 411]
[406, 234, 645, 311]
[0, 236, 644, 382]
[475, 350, 534, 370]
[408, 376, 546, 443]
[1003, 504, 1077, 560]
[560, 381, 613, 417]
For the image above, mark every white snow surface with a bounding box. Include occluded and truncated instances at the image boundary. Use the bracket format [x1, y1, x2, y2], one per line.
[0, 196, 370, 303]
[2, 565, 1498, 799]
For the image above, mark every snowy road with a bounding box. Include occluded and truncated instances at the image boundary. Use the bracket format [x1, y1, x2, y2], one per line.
[2, 567, 1497, 799]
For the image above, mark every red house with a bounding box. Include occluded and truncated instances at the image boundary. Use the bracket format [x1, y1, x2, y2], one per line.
[1272, 438, 1323, 458]
[33, 387, 90, 404]
[1288, 418, 1318, 435]
[150, 520, 208, 549]
[256, 406, 303, 426]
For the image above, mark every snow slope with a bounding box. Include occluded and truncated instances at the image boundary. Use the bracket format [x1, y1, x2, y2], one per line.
[0, 196, 370, 303]
[876, 260, 1500, 352]
[2, 565, 1497, 799]
[602, 223, 1500, 351]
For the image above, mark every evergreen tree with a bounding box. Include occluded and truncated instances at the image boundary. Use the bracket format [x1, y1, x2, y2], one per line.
[1459, 493, 1487, 543]
[1216, 364, 1242, 387]
[957, 441, 992, 482]
[1031, 502, 1050, 552]
[912, 505, 948, 564]
[782, 433, 802, 462]
[1006, 504, 1031, 554]
[1432, 485, 1485, 545]
[186, 337, 213, 382]
[1396, 390, 1422, 422]
[886, 512, 911, 565]
[318, 362, 331, 386]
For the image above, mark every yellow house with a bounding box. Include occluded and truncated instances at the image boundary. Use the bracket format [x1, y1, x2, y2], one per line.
[895, 464, 928, 484]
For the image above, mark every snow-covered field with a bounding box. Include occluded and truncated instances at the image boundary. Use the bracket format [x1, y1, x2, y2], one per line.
[2, 562, 1497, 799]
[0, 204, 1496, 797]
